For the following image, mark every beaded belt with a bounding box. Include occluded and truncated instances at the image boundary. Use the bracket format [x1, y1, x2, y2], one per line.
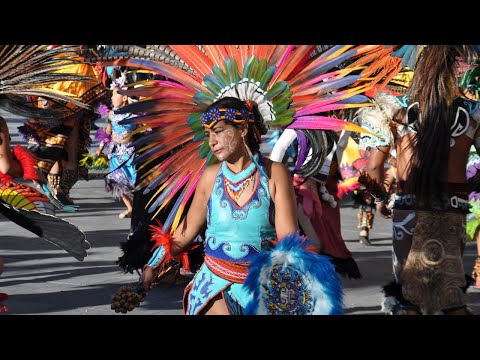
[204, 255, 250, 284]
[394, 193, 470, 213]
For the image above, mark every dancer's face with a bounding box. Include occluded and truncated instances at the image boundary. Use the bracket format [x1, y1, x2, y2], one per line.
[205, 121, 245, 161]
[111, 88, 127, 109]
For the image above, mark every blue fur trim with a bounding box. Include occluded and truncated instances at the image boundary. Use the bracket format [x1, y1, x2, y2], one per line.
[244, 233, 344, 315]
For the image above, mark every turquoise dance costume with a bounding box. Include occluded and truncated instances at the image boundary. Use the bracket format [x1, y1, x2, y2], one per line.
[182, 154, 275, 314]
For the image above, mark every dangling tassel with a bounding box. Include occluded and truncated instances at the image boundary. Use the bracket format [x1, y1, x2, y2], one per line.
[243, 136, 269, 179]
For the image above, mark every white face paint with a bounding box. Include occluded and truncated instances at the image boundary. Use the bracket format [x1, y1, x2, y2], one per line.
[205, 121, 241, 161]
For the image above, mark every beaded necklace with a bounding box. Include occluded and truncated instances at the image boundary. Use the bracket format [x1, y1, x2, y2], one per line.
[222, 157, 258, 203]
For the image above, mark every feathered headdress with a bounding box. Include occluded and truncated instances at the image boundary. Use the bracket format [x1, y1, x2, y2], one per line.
[0, 45, 95, 123]
[355, 90, 404, 149]
[101, 45, 404, 232]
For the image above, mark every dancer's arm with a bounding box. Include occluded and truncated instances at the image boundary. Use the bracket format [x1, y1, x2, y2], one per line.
[270, 160, 299, 238]
[366, 146, 391, 218]
[140, 165, 216, 290]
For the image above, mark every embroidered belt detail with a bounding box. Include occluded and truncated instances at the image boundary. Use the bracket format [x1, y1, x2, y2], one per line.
[394, 193, 470, 213]
[204, 255, 250, 283]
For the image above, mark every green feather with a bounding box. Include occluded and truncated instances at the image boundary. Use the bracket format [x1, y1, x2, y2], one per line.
[265, 81, 288, 100]
[189, 119, 203, 133]
[187, 112, 201, 126]
[242, 56, 255, 80]
[212, 65, 230, 88]
[272, 89, 293, 113]
[199, 140, 211, 159]
[203, 76, 222, 95]
[204, 73, 225, 90]
[193, 91, 215, 107]
[224, 57, 240, 86]
[245, 57, 259, 81]
[467, 218, 480, 242]
[251, 59, 267, 86]
[270, 108, 296, 126]
[193, 132, 205, 142]
[460, 60, 480, 95]
[259, 65, 276, 89]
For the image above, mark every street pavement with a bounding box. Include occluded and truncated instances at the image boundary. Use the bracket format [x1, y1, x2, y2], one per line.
[1, 111, 479, 315]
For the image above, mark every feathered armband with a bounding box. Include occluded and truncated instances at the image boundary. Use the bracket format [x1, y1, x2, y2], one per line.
[145, 221, 192, 273]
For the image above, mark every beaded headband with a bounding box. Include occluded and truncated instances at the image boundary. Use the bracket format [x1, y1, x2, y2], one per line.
[201, 107, 254, 129]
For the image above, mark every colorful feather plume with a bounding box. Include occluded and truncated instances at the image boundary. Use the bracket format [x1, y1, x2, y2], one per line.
[0, 45, 95, 122]
[100, 45, 403, 231]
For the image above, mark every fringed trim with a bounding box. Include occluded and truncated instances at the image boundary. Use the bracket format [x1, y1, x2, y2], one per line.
[381, 281, 419, 315]
[12, 145, 38, 181]
[105, 178, 133, 200]
[381, 275, 474, 315]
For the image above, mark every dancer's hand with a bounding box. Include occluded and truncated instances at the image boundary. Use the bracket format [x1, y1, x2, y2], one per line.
[376, 201, 392, 219]
[139, 266, 158, 292]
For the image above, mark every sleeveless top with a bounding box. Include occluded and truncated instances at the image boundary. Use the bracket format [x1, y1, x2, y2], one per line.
[110, 110, 136, 140]
[204, 154, 276, 263]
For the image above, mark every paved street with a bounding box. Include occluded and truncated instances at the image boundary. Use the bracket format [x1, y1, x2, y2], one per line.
[1, 111, 479, 315]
